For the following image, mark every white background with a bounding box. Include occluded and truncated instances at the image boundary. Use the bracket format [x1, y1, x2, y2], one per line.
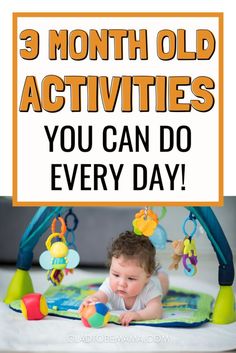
[0, 0, 235, 200]
[17, 15, 219, 203]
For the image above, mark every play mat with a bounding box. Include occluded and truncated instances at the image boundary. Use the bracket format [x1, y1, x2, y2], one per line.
[9, 278, 214, 327]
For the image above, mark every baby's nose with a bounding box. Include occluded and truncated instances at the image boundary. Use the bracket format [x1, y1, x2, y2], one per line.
[119, 278, 127, 287]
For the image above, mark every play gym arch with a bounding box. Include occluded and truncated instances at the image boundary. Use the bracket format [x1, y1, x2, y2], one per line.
[4, 206, 235, 324]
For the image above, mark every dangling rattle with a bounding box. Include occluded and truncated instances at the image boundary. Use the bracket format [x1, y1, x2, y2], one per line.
[132, 207, 158, 236]
[39, 216, 80, 285]
[182, 214, 198, 276]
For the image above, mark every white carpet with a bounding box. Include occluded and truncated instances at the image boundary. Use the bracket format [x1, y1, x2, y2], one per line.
[0, 267, 235, 352]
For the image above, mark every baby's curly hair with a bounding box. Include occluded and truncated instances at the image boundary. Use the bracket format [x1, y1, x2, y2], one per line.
[107, 230, 156, 274]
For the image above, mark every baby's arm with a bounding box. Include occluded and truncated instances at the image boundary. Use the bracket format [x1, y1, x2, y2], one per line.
[119, 296, 163, 326]
[79, 290, 108, 312]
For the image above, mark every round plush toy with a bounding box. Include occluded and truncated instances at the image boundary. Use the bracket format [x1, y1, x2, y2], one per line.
[80, 302, 110, 328]
[21, 293, 48, 320]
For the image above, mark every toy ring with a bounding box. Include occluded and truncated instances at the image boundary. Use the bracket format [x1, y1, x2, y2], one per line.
[184, 263, 197, 277]
[182, 216, 197, 238]
[45, 232, 66, 250]
[65, 210, 79, 232]
[51, 217, 67, 237]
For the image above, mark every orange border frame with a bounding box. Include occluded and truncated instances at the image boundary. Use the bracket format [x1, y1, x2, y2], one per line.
[12, 12, 223, 207]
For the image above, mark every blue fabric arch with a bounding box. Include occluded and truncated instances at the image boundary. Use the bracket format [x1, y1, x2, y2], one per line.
[187, 207, 234, 286]
[16, 206, 234, 286]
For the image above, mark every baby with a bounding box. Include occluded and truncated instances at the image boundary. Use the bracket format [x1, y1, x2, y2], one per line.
[80, 231, 169, 326]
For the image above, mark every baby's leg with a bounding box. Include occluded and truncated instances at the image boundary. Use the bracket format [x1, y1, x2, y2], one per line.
[155, 260, 169, 296]
[157, 270, 169, 296]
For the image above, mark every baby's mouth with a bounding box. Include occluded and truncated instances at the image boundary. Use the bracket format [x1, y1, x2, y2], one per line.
[116, 289, 127, 296]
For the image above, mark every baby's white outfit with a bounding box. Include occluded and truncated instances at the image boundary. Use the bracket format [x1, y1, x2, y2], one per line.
[99, 277, 162, 311]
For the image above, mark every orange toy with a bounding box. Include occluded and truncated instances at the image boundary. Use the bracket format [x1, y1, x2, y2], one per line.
[133, 216, 157, 237]
[135, 209, 158, 223]
[133, 208, 158, 236]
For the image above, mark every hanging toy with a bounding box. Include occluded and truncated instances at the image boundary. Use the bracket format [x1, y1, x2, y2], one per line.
[39, 216, 80, 285]
[182, 238, 198, 276]
[168, 213, 198, 276]
[65, 208, 79, 251]
[149, 224, 168, 249]
[168, 239, 185, 270]
[148, 207, 167, 248]
[132, 207, 158, 237]
[64, 208, 80, 276]
[132, 207, 169, 250]
[182, 214, 198, 276]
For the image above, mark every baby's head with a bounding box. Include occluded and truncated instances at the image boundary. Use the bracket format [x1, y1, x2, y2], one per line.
[108, 230, 156, 275]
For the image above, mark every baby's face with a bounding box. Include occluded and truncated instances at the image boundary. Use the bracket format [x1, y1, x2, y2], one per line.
[109, 256, 150, 299]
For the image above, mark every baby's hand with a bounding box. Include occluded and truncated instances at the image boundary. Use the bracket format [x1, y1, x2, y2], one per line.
[119, 311, 140, 326]
[79, 297, 98, 313]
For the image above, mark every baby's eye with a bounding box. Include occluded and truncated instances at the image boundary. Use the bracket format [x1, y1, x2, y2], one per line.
[113, 273, 119, 277]
[128, 277, 136, 281]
